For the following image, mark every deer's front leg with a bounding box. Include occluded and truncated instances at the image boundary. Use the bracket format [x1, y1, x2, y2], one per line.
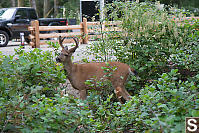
[115, 86, 131, 104]
[79, 90, 87, 100]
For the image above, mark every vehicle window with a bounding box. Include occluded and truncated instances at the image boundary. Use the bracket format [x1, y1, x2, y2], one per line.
[15, 9, 28, 19]
[0, 8, 15, 20]
[29, 9, 37, 19]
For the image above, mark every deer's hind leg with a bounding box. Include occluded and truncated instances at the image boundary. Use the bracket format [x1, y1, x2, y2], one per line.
[115, 86, 131, 103]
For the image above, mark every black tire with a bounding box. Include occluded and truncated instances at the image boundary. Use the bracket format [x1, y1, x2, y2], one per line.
[0, 30, 9, 47]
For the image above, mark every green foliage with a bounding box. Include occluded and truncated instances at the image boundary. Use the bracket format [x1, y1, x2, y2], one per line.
[88, 1, 199, 91]
[62, 0, 80, 21]
[1, 65, 198, 132]
[0, 47, 66, 132]
[0, 1, 199, 133]
[129, 69, 199, 132]
[0, 48, 65, 92]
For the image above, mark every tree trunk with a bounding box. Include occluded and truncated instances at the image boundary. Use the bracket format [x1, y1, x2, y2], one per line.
[54, 0, 59, 17]
[43, 0, 50, 18]
[18, 0, 24, 7]
[11, 0, 16, 7]
[30, 0, 37, 10]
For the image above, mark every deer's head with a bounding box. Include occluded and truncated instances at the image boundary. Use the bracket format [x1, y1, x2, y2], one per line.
[56, 36, 79, 63]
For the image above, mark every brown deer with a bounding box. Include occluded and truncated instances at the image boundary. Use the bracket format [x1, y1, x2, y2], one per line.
[56, 37, 137, 103]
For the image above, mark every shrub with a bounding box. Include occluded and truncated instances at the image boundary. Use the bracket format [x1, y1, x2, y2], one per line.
[87, 1, 199, 92]
[2, 69, 197, 133]
[0, 48, 66, 131]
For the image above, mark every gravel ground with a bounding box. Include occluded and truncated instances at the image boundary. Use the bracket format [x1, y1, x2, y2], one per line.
[0, 40, 94, 62]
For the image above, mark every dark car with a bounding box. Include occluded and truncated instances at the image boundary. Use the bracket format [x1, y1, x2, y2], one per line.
[0, 7, 67, 47]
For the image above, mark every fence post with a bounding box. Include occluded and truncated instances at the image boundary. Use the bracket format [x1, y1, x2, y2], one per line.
[82, 18, 88, 44]
[34, 20, 40, 48]
[30, 21, 35, 48]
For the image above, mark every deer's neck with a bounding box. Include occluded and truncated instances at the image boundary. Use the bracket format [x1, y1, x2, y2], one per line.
[63, 58, 78, 89]
[63, 58, 74, 74]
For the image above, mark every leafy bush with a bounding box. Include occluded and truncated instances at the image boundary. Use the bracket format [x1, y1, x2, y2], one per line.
[0, 48, 66, 131]
[127, 70, 199, 132]
[1, 65, 198, 132]
[88, 1, 199, 91]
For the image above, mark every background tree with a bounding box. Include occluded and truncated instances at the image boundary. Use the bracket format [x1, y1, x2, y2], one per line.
[0, 0, 11, 8]
[11, 0, 16, 7]
[30, 0, 37, 10]
[18, 0, 25, 7]
[43, 0, 51, 18]
[54, 0, 59, 17]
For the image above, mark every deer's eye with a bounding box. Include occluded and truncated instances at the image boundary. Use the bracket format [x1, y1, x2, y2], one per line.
[64, 46, 68, 50]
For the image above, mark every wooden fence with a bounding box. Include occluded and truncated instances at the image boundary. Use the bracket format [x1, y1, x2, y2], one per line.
[28, 18, 121, 48]
[28, 18, 88, 48]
